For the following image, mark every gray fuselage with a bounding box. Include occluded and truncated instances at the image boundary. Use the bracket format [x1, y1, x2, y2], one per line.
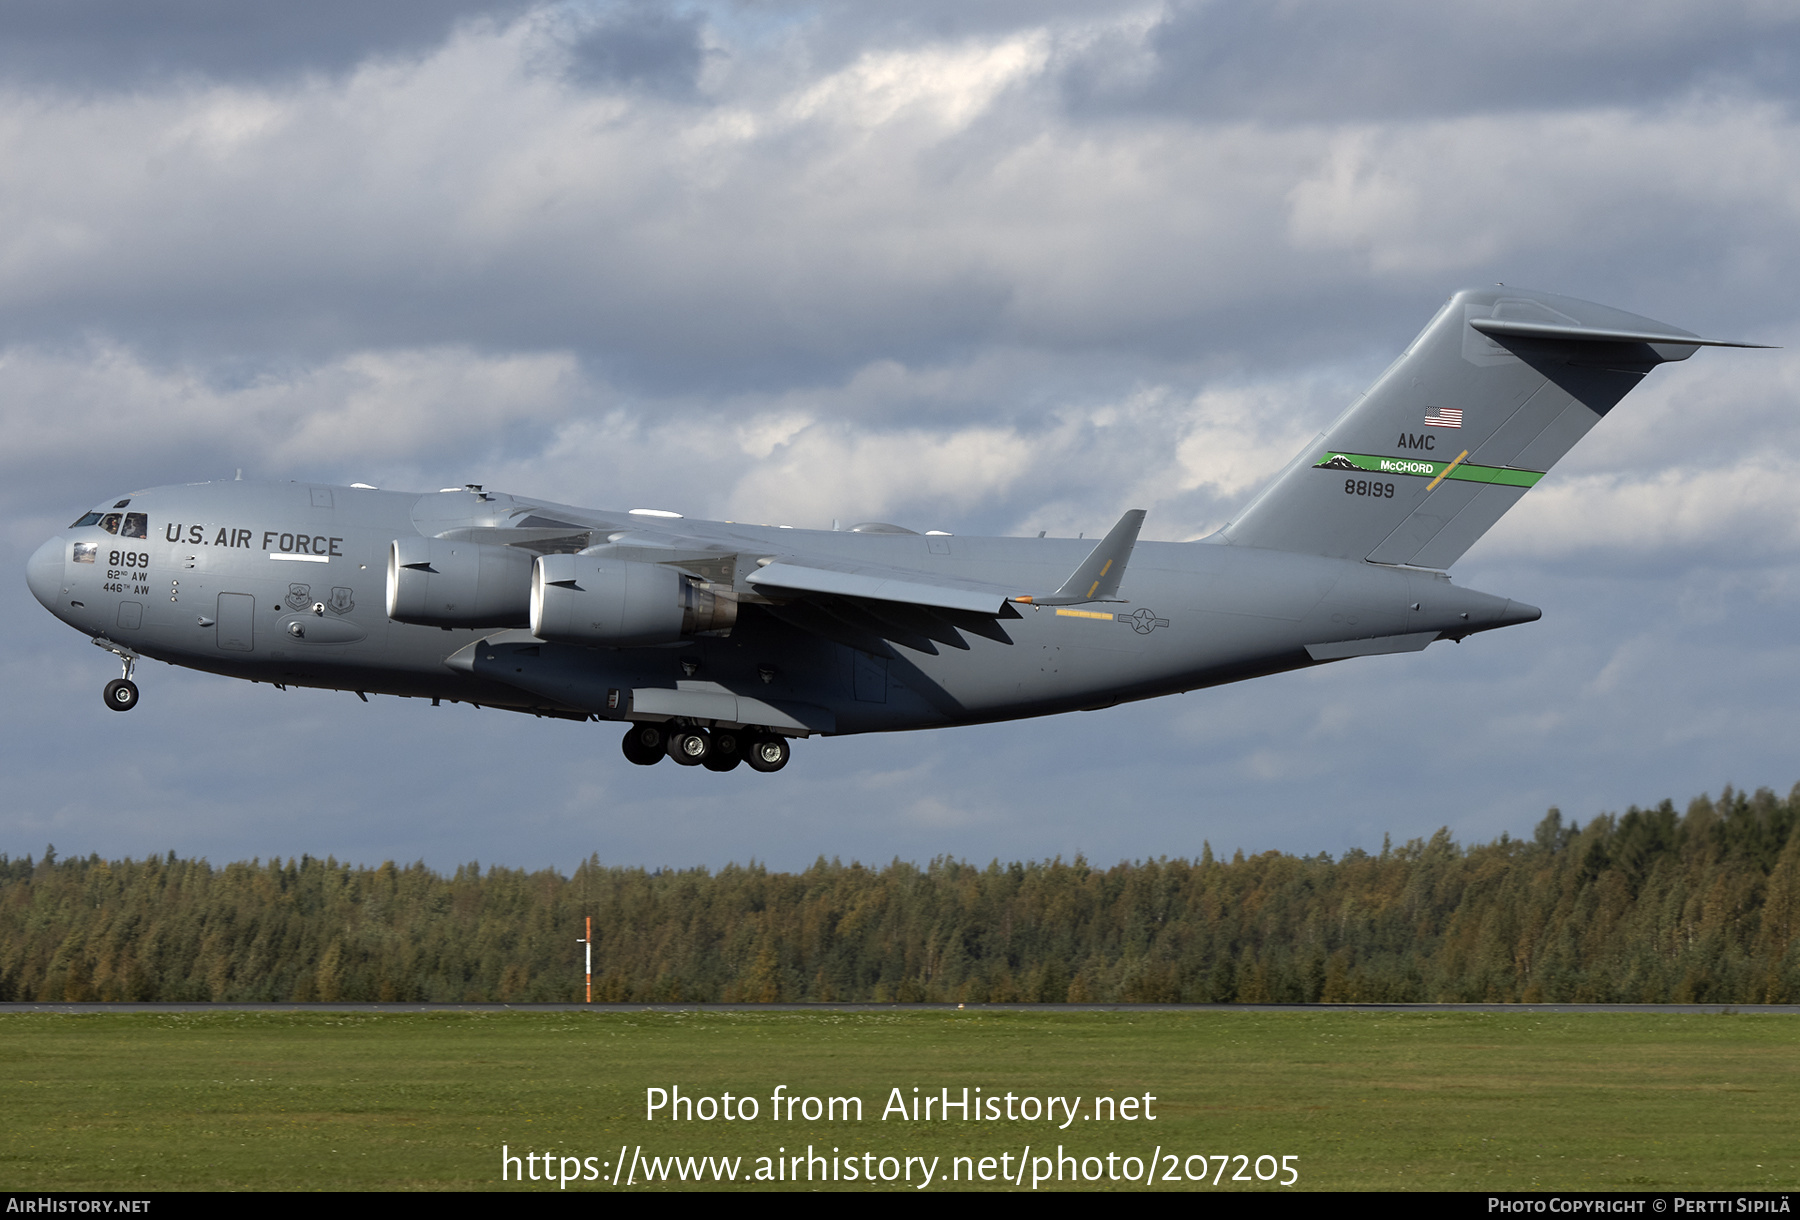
[26, 479, 1534, 737]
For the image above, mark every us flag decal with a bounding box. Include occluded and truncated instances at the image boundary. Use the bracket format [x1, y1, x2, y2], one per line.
[1424, 407, 1463, 428]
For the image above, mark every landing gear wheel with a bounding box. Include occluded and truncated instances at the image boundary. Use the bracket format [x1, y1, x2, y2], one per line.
[745, 735, 790, 773]
[666, 726, 712, 766]
[703, 730, 743, 772]
[621, 724, 665, 766]
[103, 678, 139, 712]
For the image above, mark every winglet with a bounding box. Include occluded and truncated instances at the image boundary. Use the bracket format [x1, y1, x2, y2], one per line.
[1021, 509, 1146, 605]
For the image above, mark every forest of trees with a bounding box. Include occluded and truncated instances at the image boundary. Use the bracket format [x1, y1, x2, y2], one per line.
[4, 784, 1800, 1004]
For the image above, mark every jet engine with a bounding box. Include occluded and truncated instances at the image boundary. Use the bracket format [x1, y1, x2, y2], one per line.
[386, 537, 535, 627]
[530, 553, 736, 646]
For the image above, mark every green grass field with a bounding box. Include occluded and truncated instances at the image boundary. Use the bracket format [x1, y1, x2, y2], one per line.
[2, 1009, 1795, 1191]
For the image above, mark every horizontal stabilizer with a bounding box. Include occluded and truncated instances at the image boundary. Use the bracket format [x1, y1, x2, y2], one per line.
[1018, 509, 1146, 606]
[1468, 318, 1773, 349]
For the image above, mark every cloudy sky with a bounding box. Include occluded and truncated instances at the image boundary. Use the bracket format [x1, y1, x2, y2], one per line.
[3, 0, 1798, 874]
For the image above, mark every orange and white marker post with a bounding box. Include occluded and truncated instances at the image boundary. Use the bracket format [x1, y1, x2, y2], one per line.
[577, 916, 592, 1003]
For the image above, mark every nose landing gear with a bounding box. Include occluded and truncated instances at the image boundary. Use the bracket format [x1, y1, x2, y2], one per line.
[93, 637, 141, 712]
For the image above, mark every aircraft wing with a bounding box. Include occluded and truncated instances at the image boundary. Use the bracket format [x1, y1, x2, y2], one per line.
[745, 558, 1020, 656]
[744, 509, 1146, 656]
[435, 525, 598, 553]
[746, 558, 1013, 614]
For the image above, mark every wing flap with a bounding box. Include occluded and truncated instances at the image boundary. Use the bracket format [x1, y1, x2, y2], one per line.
[746, 560, 1011, 614]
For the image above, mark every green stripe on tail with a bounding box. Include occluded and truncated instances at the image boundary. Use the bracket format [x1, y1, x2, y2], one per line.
[1313, 452, 1544, 488]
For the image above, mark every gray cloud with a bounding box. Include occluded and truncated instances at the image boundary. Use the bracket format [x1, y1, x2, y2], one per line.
[0, 0, 537, 88]
[1063, 0, 1800, 122]
[1, 29, 1790, 404]
[563, 3, 709, 97]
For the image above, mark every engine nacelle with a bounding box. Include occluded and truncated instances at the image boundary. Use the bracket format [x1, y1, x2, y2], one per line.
[386, 537, 534, 627]
[531, 553, 736, 646]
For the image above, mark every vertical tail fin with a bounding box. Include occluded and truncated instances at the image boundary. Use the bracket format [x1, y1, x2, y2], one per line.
[1220, 287, 1759, 567]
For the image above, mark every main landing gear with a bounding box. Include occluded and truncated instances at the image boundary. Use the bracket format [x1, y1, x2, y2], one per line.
[621, 723, 666, 766]
[618, 723, 791, 773]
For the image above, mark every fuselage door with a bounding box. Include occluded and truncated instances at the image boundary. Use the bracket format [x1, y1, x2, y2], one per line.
[217, 592, 255, 652]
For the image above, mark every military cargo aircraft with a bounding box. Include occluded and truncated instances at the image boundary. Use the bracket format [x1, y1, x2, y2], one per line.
[25, 287, 1764, 772]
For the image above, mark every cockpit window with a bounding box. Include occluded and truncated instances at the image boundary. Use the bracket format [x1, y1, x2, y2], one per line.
[121, 513, 147, 539]
[98, 513, 121, 535]
[113, 499, 131, 509]
[71, 512, 102, 528]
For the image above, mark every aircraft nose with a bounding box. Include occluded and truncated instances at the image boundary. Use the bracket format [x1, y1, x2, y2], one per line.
[26, 535, 65, 611]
